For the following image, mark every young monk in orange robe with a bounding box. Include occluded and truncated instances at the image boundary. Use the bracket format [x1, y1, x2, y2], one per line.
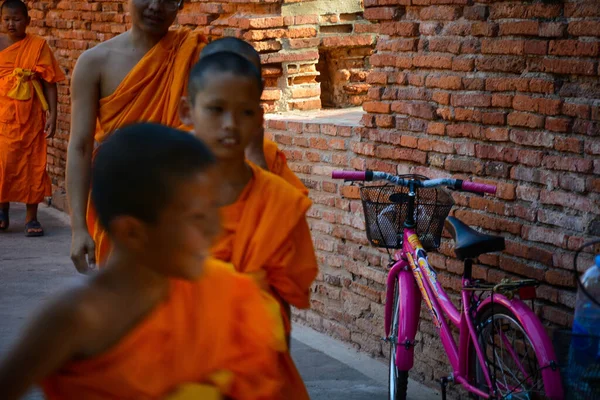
[0, 0, 64, 236]
[180, 52, 318, 400]
[0, 123, 282, 400]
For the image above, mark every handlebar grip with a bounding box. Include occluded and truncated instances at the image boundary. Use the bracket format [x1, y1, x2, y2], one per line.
[461, 181, 497, 195]
[332, 170, 373, 181]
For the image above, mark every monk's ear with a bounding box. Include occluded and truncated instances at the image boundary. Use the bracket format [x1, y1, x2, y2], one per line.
[179, 96, 193, 126]
[109, 215, 148, 253]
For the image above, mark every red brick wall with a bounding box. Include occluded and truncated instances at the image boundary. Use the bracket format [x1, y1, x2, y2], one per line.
[267, 0, 600, 393]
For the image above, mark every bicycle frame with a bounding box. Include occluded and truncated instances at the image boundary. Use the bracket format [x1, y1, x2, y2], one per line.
[384, 229, 565, 398]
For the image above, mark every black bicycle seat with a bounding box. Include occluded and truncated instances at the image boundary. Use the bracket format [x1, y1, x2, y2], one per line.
[445, 216, 505, 260]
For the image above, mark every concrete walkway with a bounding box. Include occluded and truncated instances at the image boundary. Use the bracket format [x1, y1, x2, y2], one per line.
[0, 204, 439, 400]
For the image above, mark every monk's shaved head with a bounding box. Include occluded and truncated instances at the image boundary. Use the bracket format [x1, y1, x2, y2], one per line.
[200, 37, 261, 71]
[1, 0, 28, 16]
[92, 123, 216, 230]
[188, 51, 263, 104]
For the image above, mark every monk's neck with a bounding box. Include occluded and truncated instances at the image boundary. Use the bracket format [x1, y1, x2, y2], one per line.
[128, 27, 167, 53]
[0, 33, 25, 49]
[102, 252, 170, 302]
[219, 159, 253, 205]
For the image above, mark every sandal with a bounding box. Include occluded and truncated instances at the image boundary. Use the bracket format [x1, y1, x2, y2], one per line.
[25, 219, 44, 237]
[0, 208, 8, 231]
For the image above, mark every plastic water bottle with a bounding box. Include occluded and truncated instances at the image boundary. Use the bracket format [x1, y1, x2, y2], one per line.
[568, 255, 600, 397]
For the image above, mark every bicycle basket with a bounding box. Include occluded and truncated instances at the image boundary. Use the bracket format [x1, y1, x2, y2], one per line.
[360, 174, 454, 251]
[553, 329, 600, 399]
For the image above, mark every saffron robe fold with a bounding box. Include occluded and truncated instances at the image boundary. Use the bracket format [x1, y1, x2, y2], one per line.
[0, 34, 65, 203]
[86, 29, 206, 264]
[211, 163, 318, 400]
[42, 259, 283, 400]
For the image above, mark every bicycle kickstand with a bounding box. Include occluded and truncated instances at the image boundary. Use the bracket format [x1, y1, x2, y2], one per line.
[439, 376, 449, 400]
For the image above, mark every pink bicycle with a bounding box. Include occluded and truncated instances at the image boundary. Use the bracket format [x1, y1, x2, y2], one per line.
[332, 170, 564, 400]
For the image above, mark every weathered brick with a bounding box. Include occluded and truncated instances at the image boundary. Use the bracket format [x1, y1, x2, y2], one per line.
[451, 57, 475, 72]
[554, 137, 583, 154]
[539, 22, 567, 38]
[471, 22, 498, 37]
[540, 190, 597, 213]
[538, 58, 597, 76]
[509, 129, 554, 148]
[542, 156, 592, 173]
[476, 57, 526, 73]
[568, 21, 600, 37]
[379, 21, 419, 36]
[463, 5, 488, 21]
[451, 93, 492, 108]
[565, 3, 600, 18]
[363, 101, 391, 114]
[507, 112, 545, 129]
[420, 6, 461, 20]
[549, 40, 599, 57]
[412, 55, 453, 69]
[491, 94, 513, 108]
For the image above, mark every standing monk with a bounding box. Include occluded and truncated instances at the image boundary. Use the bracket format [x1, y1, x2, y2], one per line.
[67, 0, 206, 273]
[0, 0, 64, 236]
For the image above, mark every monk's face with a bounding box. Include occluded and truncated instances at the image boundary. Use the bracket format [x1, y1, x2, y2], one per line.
[183, 71, 263, 161]
[129, 0, 182, 36]
[1, 7, 29, 41]
[144, 169, 221, 279]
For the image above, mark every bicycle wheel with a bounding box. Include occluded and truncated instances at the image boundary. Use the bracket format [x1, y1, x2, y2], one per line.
[389, 280, 409, 400]
[470, 304, 548, 399]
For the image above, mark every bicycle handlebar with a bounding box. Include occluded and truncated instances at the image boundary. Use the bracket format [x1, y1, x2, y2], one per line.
[332, 170, 497, 195]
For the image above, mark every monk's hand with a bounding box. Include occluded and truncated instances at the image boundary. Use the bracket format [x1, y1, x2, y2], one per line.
[70, 229, 97, 274]
[245, 126, 267, 169]
[45, 111, 57, 139]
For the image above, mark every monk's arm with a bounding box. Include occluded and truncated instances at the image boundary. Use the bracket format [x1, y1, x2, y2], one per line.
[42, 81, 58, 137]
[0, 293, 90, 399]
[67, 51, 101, 271]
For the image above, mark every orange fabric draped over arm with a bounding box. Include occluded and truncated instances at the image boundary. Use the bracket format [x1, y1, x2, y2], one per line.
[42, 259, 283, 400]
[0, 35, 65, 204]
[211, 164, 318, 400]
[86, 29, 206, 265]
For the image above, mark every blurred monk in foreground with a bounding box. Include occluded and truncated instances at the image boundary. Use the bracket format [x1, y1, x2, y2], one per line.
[0, 123, 283, 400]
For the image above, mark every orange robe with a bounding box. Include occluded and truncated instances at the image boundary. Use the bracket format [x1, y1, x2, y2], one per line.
[0, 34, 64, 203]
[211, 163, 318, 400]
[86, 29, 206, 265]
[41, 259, 283, 400]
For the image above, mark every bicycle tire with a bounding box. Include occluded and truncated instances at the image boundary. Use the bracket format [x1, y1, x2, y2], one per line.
[389, 280, 409, 400]
[469, 304, 548, 399]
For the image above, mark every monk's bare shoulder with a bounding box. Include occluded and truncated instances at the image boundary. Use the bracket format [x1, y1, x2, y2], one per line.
[12, 276, 105, 359]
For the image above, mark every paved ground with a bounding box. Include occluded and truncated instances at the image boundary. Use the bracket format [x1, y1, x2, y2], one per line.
[0, 204, 439, 400]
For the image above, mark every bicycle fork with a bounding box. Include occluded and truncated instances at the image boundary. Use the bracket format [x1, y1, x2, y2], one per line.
[384, 261, 422, 371]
